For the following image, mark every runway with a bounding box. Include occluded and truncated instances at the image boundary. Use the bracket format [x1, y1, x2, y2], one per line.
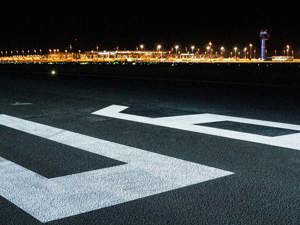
[0, 73, 299, 225]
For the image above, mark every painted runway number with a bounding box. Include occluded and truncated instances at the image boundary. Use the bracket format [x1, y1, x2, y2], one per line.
[93, 105, 300, 151]
[2, 105, 299, 223]
[0, 115, 232, 223]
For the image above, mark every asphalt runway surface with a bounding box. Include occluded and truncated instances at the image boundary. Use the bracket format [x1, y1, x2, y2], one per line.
[0, 74, 299, 225]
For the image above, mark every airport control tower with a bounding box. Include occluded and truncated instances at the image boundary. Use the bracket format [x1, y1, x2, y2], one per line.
[259, 30, 270, 60]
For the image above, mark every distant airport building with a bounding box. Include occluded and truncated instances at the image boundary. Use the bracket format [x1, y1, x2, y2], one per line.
[271, 56, 294, 61]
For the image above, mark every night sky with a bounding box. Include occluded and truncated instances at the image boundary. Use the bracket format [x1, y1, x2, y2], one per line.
[1, 3, 298, 52]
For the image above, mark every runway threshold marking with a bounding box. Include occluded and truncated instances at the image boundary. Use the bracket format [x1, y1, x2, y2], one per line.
[0, 114, 232, 223]
[93, 105, 300, 151]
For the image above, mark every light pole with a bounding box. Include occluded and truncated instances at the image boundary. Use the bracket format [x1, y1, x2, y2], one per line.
[220, 46, 225, 58]
[243, 47, 247, 59]
[139, 44, 144, 51]
[206, 46, 210, 59]
[286, 45, 290, 57]
[175, 45, 179, 56]
[191, 45, 195, 54]
[234, 47, 238, 60]
[208, 42, 212, 58]
[157, 44, 162, 58]
[249, 43, 253, 60]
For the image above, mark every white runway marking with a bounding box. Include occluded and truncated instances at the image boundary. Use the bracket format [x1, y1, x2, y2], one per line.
[0, 115, 232, 223]
[11, 102, 33, 106]
[93, 105, 300, 151]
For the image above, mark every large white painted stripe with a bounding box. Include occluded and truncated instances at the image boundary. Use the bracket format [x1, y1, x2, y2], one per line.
[92, 105, 300, 151]
[0, 114, 232, 223]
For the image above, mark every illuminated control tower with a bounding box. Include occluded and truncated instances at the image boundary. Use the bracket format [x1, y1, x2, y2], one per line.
[259, 30, 270, 60]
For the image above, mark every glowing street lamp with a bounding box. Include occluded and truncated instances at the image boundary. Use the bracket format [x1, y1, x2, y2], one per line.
[191, 45, 195, 53]
[207, 42, 213, 58]
[174, 45, 179, 55]
[249, 43, 253, 59]
[139, 44, 144, 51]
[286, 45, 290, 56]
[157, 44, 162, 51]
[243, 47, 247, 58]
[220, 46, 225, 57]
[156, 44, 162, 58]
[206, 45, 211, 59]
[234, 47, 238, 59]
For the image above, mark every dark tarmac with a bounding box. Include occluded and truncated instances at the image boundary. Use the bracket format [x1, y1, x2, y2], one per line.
[0, 73, 299, 225]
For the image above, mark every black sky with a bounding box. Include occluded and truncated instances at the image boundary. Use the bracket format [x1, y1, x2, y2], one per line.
[1, 3, 298, 51]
